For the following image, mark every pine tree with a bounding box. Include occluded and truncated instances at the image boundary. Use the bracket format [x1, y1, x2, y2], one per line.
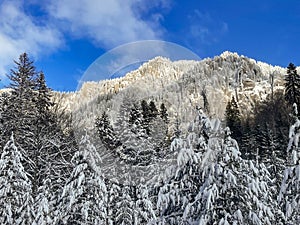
[106, 179, 121, 225]
[149, 100, 158, 119]
[279, 106, 300, 224]
[284, 63, 300, 107]
[0, 134, 34, 225]
[135, 182, 156, 224]
[240, 119, 256, 160]
[1, 53, 75, 196]
[33, 178, 53, 225]
[115, 184, 136, 225]
[129, 103, 141, 126]
[114, 97, 154, 165]
[225, 97, 242, 142]
[96, 111, 120, 150]
[36, 72, 53, 121]
[184, 128, 278, 224]
[55, 134, 107, 224]
[156, 111, 209, 224]
[128, 104, 147, 138]
[1, 53, 37, 169]
[141, 100, 151, 135]
[159, 103, 168, 123]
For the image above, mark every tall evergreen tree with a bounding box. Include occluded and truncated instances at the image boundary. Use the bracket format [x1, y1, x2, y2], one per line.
[184, 128, 279, 224]
[225, 96, 242, 142]
[0, 134, 34, 225]
[33, 178, 53, 225]
[115, 184, 136, 225]
[1, 53, 37, 149]
[135, 182, 156, 224]
[129, 103, 141, 126]
[148, 100, 158, 119]
[55, 134, 107, 224]
[284, 63, 300, 107]
[240, 118, 256, 160]
[159, 103, 168, 123]
[96, 111, 120, 150]
[279, 107, 300, 224]
[141, 100, 151, 135]
[1, 53, 76, 197]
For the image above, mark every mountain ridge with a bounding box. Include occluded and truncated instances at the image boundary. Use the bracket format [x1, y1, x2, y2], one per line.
[59, 51, 291, 133]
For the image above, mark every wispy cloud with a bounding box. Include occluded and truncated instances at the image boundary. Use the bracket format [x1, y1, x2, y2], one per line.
[187, 10, 228, 45]
[0, 0, 62, 78]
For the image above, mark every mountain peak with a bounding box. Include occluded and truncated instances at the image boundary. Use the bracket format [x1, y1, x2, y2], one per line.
[220, 51, 240, 59]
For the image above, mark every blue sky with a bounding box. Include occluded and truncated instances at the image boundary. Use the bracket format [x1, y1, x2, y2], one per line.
[0, 0, 299, 91]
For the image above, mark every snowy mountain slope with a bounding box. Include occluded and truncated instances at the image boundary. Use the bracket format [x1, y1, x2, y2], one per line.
[56, 51, 290, 134]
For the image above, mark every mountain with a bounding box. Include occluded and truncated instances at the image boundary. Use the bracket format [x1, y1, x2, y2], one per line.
[58, 51, 289, 135]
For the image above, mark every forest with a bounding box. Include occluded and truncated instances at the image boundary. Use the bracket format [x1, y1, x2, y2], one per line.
[0, 53, 300, 224]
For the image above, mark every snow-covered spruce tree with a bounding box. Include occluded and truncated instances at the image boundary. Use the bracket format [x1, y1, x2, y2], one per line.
[1, 54, 76, 196]
[155, 109, 210, 224]
[106, 178, 121, 225]
[183, 127, 279, 224]
[0, 134, 34, 225]
[134, 181, 156, 224]
[95, 111, 120, 150]
[284, 63, 300, 107]
[279, 103, 300, 224]
[1, 53, 36, 141]
[55, 134, 107, 224]
[33, 178, 53, 225]
[255, 123, 285, 195]
[141, 99, 151, 135]
[115, 183, 136, 225]
[1, 53, 37, 175]
[114, 96, 155, 165]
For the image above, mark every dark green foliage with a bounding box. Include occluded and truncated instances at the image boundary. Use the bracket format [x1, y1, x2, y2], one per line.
[141, 100, 151, 135]
[0, 53, 76, 196]
[160, 103, 168, 123]
[240, 118, 256, 160]
[255, 123, 278, 163]
[225, 96, 242, 141]
[129, 103, 141, 126]
[35, 72, 53, 122]
[251, 91, 290, 161]
[2, 53, 37, 147]
[141, 100, 150, 119]
[201, 89, 210, 114]
[284, 63, 300, 107]
[95, 112, 120, 150]
[240, 92, 288, 193]
[149, 100, 158, 118]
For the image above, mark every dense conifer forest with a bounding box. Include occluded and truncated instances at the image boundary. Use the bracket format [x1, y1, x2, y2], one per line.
[1, 53, 300, 224]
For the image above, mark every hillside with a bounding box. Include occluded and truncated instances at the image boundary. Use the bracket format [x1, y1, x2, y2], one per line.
[59, 51, 288, 134]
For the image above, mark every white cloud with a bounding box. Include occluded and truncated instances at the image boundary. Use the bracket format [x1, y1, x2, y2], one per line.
[0, 0, 169, 81]
[0, 1, 62, 78]
[46, 0, 167, 48]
